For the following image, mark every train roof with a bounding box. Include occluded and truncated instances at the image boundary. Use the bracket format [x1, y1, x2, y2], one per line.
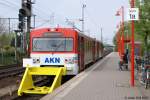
[31, 27, 102, 43]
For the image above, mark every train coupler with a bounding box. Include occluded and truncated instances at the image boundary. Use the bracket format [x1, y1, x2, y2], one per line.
[18, 67, 66, 96]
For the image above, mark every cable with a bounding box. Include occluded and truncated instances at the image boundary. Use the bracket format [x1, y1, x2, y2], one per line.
[35, 21, 50, 28]
[85, 9, 99, 29]
[0, 1, 18, 10]
[33, 6, 67, 27]
[33, 6, 51, 18]
[75, 0, 100, 37]
[3, 0, 20, 7]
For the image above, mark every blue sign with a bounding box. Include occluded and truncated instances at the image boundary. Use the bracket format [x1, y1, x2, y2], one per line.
[45, 57, 60, 63]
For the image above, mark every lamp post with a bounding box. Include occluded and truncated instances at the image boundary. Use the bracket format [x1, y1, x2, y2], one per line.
[118, 33, 121, 56]
[130, 0, 135, 87]
[116, 6, 125, 56]
[121, 6, 125, 55]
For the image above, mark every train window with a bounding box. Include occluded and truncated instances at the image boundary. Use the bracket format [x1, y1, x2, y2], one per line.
[32, 38, 73, 52]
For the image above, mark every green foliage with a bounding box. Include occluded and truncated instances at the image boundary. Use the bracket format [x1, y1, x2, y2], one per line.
[0, 34, 11, 48]
[113, 21, 131, 51]
[0, 33, 17, 65]
[135, 0, 150, 53]
[114, 0, 150, 54]
[4, 46, 15, 55]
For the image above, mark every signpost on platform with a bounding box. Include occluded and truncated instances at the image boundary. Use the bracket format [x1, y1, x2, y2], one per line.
[127, 0, 139, 87]
[127, 8, 139, 21]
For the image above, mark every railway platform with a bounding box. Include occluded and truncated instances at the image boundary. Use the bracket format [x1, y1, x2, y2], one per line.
[41, 52, 150, 100]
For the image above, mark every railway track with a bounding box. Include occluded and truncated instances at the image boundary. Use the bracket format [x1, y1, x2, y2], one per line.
[1, 91, 44, 100]
[0, 64, 25, 79]
[0, 89, 44, 100]
[0, 64, 18, 70]
[0, 78, 50, 100]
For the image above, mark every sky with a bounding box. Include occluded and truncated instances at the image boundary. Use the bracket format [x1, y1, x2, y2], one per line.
[0, 0, 130, 44]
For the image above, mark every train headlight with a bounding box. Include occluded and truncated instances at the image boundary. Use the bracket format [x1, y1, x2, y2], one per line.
[33, 57, 40, 64]
[65, 58, 73, 64]
[65, 57, 78, 64]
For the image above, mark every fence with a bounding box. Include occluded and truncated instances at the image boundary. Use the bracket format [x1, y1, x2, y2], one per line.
[0, 52, 16, 65]
[0, 48, 25, 66]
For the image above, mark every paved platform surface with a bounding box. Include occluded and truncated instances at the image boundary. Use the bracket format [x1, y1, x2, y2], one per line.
[41, 52, 150, 100]
[0, 85, 17, 97]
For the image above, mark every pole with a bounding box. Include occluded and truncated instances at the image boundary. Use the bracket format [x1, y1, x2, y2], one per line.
[15, 32, 17, 61]
[21, 0, 25, 53]
[117, 33, 119, 54]
[33, 15, 36, 28]
[1, 48, 3, 64]
[118, 33, 120, 56]
[27, 16, 31, 54]
[127, 30, 129, 49]
[82, 4, 86, 33]
[22, 19, 25, 53]
[131, 0, 135, 87]
[27, 0, 31, 33]
[122, 6, 124, 54]
[101, 28, 103, 43]
[27, 17, 31, 34]
[120, 35, 122, 58]
[119, 33, 121, 57]
[8, 18, 10, 34]
[119, 22, 122, 57]
[27, 0, 32, 57]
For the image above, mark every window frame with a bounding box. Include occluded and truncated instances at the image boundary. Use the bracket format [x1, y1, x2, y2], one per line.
[32, 37, 74, 52]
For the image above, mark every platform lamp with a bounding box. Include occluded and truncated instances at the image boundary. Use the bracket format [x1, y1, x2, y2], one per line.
[115, 6, 125, 56]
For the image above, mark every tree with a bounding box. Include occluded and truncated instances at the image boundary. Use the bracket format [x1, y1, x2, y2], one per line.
[114, 0, 150, 55]
[135, 0, 150, 53]
[113, 21, 130, 51]
[0, 34, 11, 48]
[0, 17, 10, 48]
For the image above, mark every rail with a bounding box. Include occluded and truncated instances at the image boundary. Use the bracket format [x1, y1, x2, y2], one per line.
[0, 65, 24, 79]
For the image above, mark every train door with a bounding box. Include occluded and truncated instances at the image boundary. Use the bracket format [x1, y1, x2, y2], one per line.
[78, 36, 84, 71]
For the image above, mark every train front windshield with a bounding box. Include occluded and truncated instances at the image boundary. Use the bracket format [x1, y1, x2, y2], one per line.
[32, 38, 73, 52]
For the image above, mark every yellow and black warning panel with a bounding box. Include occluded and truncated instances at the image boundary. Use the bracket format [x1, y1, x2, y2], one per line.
[18, 67, 66, 96]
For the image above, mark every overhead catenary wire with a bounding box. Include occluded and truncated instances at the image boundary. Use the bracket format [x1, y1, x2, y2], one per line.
[0, 0, 49, 28]
[3, 0, 20, 7]
[85, 9, 100, 30]
[33, 3, 70, 27]
[84, 8, 102, 39]
[33, 7, 52, 22]
[0, 1, 20, 16]
[33, 7, 60, 27]
[76, 0, 101, 38]
[33, 6, 51, 18]
[0, 1, 19, 10]
[35, 20, 51, 28]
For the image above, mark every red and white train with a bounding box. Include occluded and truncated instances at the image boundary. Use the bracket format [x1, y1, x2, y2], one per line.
[24, 28, 103, 75]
